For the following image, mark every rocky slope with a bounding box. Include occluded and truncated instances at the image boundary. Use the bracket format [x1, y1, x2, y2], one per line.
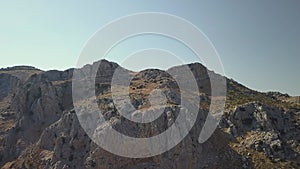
[0, 60, 299, 169]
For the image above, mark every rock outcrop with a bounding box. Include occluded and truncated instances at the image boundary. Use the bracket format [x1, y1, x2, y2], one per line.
[222, 102, 299, 166]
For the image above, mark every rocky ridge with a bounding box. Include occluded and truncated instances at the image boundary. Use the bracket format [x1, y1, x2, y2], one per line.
[0, 60, 299, 169]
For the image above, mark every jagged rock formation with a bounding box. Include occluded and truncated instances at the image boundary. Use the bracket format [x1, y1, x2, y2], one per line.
[0, 60, 299, 169]
[222, 102, 299, 166]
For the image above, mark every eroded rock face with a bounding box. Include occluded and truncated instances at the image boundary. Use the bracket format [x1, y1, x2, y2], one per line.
[0, 74, 65, 165]
[0, 74, 20, 101]
[22, 107, 243, 169]
[37, 110, 91, 169]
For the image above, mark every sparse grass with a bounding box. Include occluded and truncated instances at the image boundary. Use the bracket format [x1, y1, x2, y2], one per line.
[229, 132, 299, 169]
[2, 145, 52, 169]
[226, 89, 300, 111]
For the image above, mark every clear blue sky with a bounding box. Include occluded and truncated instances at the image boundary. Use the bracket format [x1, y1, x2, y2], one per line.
[0, 0, 299, 95]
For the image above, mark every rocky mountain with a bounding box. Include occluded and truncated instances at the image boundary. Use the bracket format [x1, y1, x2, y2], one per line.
[0, 60, 299, 169]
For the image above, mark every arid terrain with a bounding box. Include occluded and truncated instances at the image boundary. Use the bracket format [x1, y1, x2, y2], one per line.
[0, 60, 299, 169]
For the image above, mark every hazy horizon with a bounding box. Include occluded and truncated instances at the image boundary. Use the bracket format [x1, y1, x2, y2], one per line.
[1, 59, 298, 97]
